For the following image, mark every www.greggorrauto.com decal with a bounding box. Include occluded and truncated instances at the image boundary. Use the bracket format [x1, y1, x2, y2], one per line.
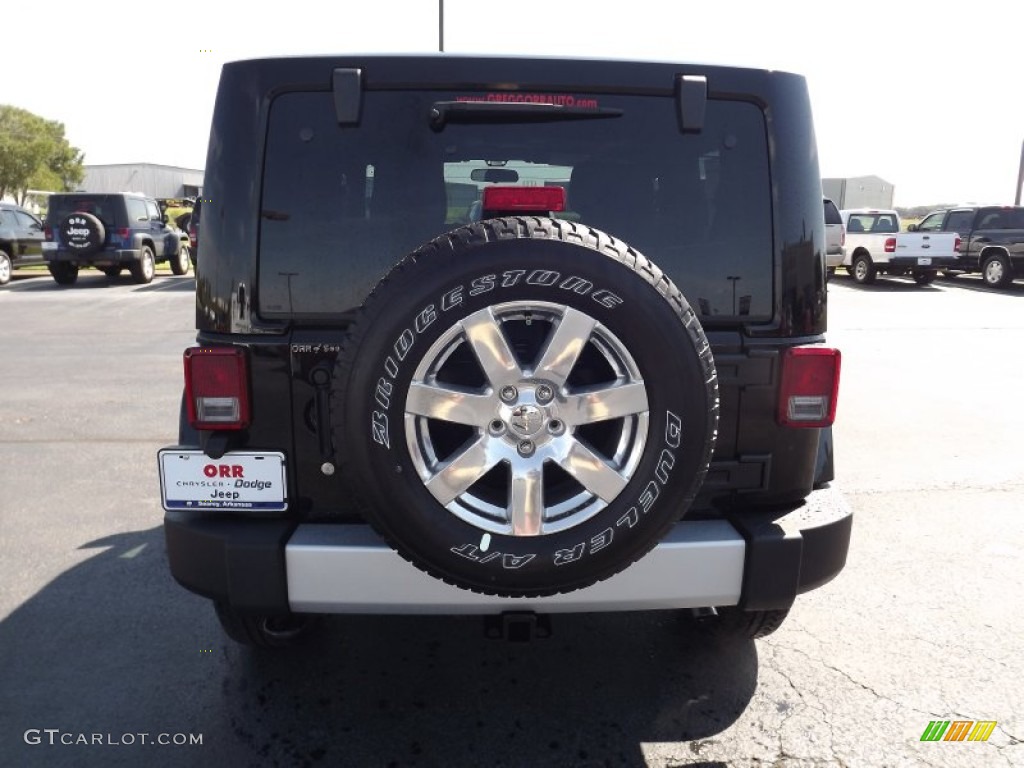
[370, 268, 624, 451]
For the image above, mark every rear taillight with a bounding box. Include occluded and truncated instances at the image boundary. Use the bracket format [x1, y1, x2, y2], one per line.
[884, 237, 897, 253]
[777, 346, 841, 428]
[955, 236, 962, 253]
[184, 347, 250, 430]
[45, 228, 54, 242]
[840, 228, 845, 247]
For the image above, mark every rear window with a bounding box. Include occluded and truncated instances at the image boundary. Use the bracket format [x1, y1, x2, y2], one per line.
[47, 195, 126, 230]
[823, 199, 842, 225]
[259, 90, 773, 322]
[977, 208, 1024, 229]
[846, 213, 898, 234]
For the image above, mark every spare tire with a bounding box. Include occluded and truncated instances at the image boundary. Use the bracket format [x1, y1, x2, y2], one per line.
[60, 212, 105, 257]
[332, 218, 718, 597]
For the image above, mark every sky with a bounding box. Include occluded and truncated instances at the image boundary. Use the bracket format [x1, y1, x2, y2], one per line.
[4, 0, 1022, 207]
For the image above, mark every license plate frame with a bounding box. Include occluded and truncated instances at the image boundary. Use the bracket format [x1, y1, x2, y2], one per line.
[917, 257, 932, 266]
[158, 450, 288, 512]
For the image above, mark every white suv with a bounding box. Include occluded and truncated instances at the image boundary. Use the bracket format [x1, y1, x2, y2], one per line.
[824, 197, 845, 274]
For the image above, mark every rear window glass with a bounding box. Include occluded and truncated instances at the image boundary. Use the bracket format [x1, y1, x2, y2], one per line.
[823, 199, 842, 225]
[846, 213, 898, 233]
[259, 90, 773, 322]
[977, 208, 1024, 229]
[47, 195, 125, 229]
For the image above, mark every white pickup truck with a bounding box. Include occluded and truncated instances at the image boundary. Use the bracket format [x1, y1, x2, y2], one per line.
[840, 208, 960, 286]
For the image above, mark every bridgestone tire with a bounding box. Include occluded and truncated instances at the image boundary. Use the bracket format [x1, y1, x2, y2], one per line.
[60, 212, 105, 257]
[332, 218, 719, 597]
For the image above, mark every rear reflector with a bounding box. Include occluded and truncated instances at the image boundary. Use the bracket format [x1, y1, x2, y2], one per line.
[482, 185, 566, 213]
[777, 346, 841, 428]
[184, 347, 250, 430]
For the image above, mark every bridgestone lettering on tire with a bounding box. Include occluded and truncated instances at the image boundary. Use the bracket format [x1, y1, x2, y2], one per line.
[332, 217, 719, 597]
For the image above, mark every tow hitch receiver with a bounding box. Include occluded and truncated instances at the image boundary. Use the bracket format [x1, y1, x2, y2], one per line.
[484, 612, 552, 642]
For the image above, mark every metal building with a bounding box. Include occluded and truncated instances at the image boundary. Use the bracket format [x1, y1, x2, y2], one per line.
[822, 175, 894, 210]
[80, 163, 204, 199]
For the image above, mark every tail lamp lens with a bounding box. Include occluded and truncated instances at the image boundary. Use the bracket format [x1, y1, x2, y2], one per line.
[884, 237, 897, 253]
[184, 347, 250, 429]
[777, 346, 841, 428]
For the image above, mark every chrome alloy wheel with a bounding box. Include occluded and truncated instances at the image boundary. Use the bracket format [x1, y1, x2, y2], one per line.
[405, 301, 649, 536]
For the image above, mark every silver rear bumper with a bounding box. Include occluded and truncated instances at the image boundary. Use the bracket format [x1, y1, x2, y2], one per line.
[285, 520, 745, 614]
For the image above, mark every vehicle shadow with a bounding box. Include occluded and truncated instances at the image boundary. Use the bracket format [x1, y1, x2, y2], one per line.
[0, 526, 757, 768]
[935, 274, 1024, 296]
[2, 273, 195, 293]
[829, 274, 943, 292]
[133, 276, 197, 293]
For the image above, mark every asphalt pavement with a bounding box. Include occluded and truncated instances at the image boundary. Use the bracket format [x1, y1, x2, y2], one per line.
[0, 267, 1021, 767]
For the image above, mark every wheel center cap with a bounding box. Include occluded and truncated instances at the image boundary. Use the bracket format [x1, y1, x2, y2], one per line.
[508, 405, 544, 437]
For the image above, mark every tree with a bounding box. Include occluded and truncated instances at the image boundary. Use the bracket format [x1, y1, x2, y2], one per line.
[0, 105, 84, 204]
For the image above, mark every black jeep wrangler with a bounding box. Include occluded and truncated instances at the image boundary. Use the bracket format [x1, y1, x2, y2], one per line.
[160, 56, 850, 647]
[43, 192, 191, 285]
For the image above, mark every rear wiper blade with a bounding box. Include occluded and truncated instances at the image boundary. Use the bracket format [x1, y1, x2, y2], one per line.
[429, 101, 623, 130]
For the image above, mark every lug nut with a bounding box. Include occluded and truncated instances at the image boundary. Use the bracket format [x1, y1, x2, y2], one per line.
[489, 419, 506, 435]
[548, 419, 564, 434]
[536, 384, 554, 403]
[518, 440, 535, 457]
[500, 385, 518, 403]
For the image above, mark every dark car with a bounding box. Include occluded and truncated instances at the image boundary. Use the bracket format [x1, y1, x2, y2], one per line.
[42, 192, 191, 285]
[159, 56, 849, 649]
[0, 202, 46, 286]
[912, 205, 1024, 287]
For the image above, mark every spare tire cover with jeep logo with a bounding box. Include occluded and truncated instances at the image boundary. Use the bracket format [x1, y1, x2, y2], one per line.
[60, 212, 105, 256]
[333, 217, 719, 597]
